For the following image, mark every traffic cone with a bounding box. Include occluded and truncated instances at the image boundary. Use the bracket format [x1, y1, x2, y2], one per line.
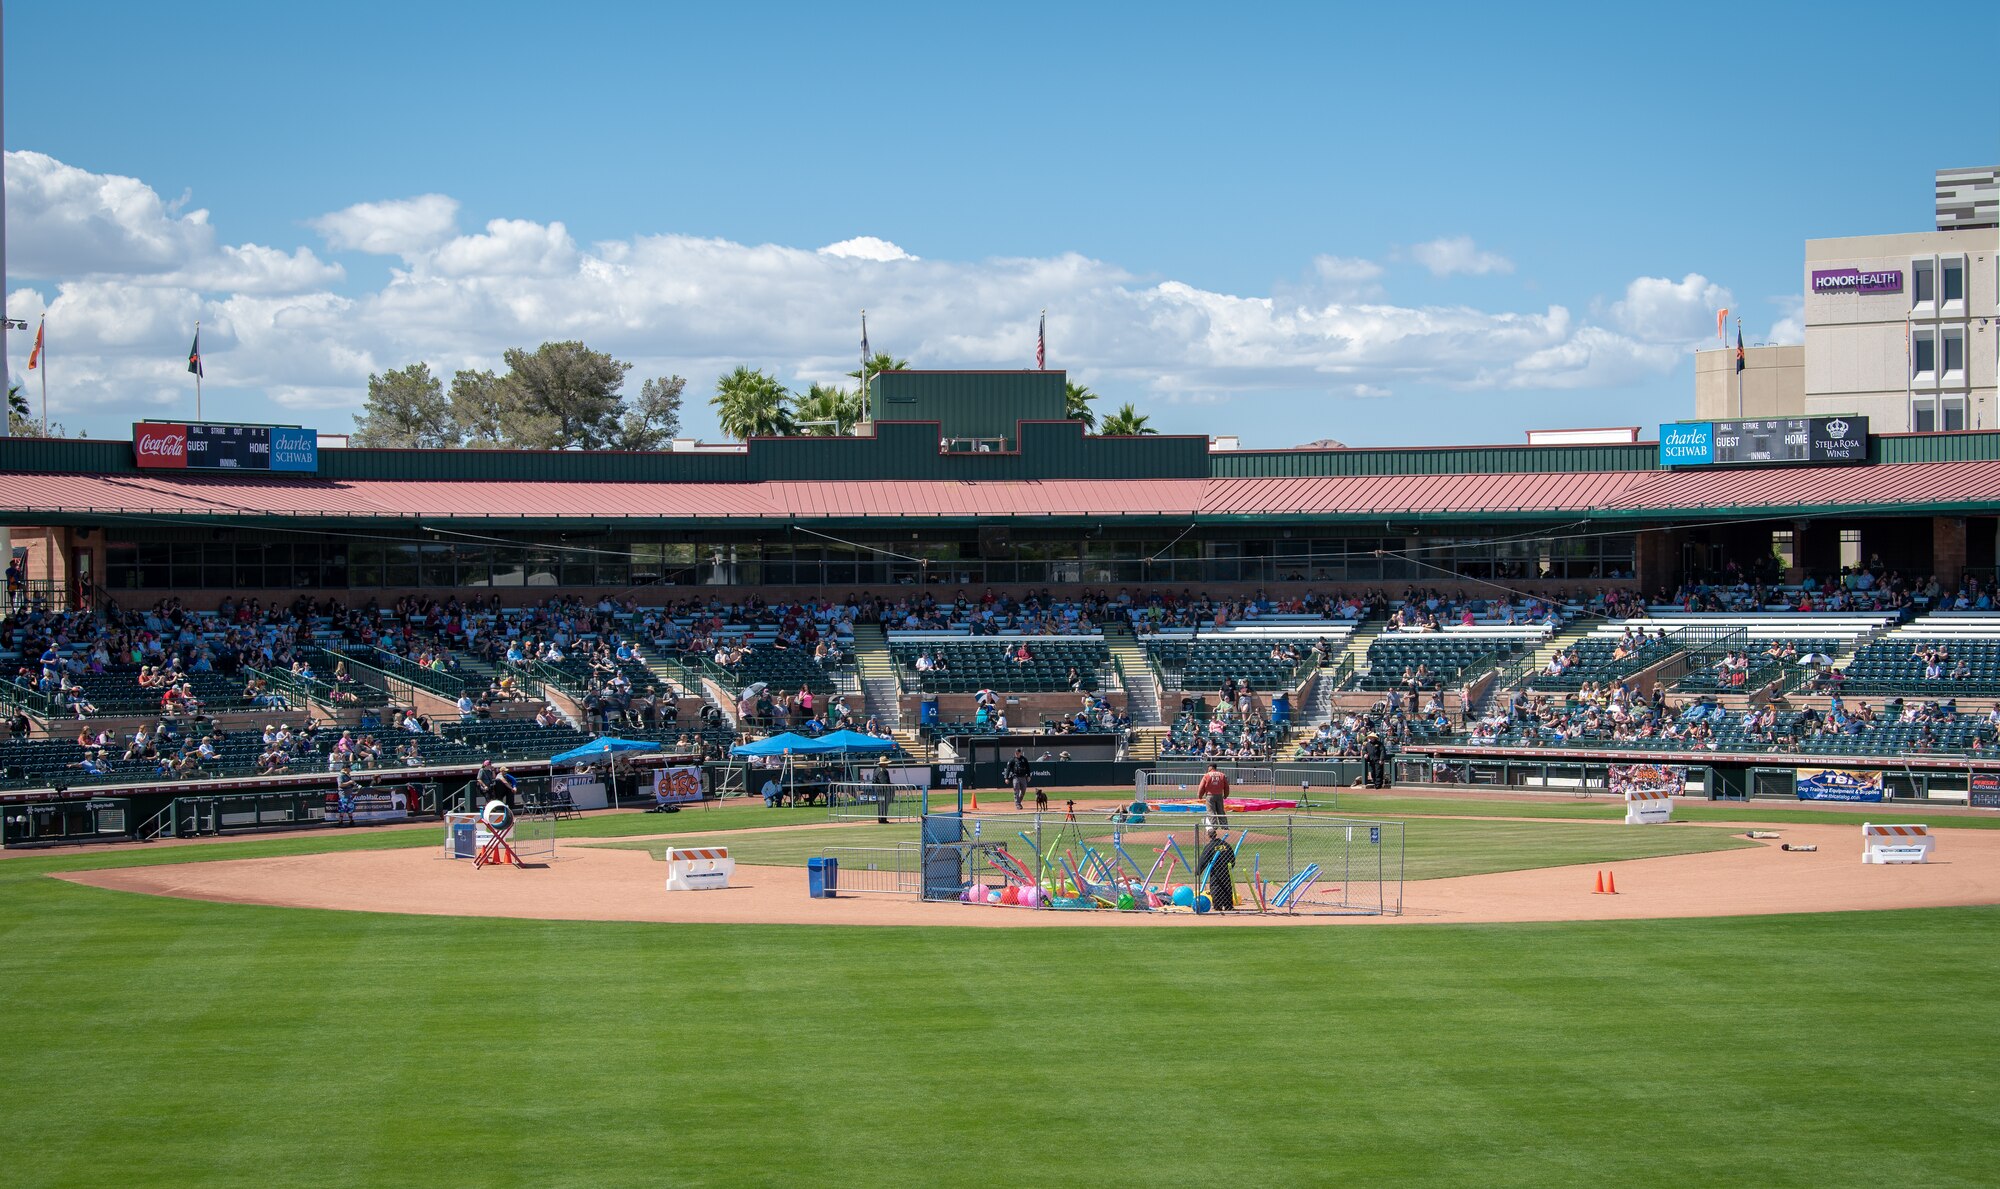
[968, 790, 980, 812]
[1606, 870, 1618, 895]
[1594, 870, 1605, 894]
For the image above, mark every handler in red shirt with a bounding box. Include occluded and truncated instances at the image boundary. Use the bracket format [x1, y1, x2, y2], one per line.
[1198, 762, 1230, 826]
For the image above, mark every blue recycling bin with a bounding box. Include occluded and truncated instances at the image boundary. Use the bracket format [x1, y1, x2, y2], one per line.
[808, 856, 839, 898]
[920, 698, 939, 726]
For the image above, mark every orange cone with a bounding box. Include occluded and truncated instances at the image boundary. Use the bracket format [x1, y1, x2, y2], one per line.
[1594, 870, 1605, 894]
[1606, 871, 1618, 895]
[968, 790, 980, 812]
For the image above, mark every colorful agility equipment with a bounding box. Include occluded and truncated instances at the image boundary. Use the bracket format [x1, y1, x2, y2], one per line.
[1269, 863, 1321, 909]
[472, 800, 523, 869]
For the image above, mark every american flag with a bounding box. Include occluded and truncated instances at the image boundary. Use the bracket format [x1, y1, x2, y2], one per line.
[860, 311, 869, 373]
[1036, 311, 1045, 370]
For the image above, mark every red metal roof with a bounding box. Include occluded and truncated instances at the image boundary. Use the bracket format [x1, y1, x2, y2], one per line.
[3, 459, 1998, 522]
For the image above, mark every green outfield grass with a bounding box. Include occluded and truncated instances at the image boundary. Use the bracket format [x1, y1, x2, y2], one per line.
[586, 815, 1756, 881]
[2, 808, 1995, 1187]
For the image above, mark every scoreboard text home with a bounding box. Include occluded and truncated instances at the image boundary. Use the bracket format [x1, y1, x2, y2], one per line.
[1658, 416, 1869, 468]
[133, 423, 320, 473]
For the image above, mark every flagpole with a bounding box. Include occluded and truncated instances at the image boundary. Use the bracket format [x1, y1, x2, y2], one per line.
[1736, 317, 1743, 419]
[193, 319, 203, 422]
[38, 320, 47, 437]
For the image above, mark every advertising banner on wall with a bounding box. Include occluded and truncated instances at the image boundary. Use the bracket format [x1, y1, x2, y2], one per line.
[652, 765, 705, 804]
[1970, 772, 2000, 810]
[1609, 763, 1688, 797]
[1795, 767, 1886, 802]
[133, 423, 320, 472]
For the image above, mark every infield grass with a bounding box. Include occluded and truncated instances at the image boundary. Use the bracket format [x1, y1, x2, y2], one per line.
[2, 803, 1995, 1187]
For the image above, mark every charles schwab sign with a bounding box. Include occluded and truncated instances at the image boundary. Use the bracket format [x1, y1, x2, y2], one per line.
[1811, 267, 1903, 295]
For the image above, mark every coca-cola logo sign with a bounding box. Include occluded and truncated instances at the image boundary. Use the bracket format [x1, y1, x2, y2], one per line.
[133, 423, 189, 468]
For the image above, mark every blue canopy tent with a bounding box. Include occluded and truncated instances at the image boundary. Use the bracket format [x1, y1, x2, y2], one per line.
[728, 732, 828, 758]
[550, 736, 663, 766]
[809, 730, 899, 755]
[545, 736, 664, 811]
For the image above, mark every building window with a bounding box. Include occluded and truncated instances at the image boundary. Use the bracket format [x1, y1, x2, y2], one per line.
[1942, 259, 1965, 303]
[1942, 328, 1965, 376]
[1942, 396, 1967, 431]
[1912, 398, 1937, 432]
[1912, 330, 1936, 377]
[1912, 259, 1935, 305]
[1840, 528, 1863, 571]
[1771, 529, 1795, 570]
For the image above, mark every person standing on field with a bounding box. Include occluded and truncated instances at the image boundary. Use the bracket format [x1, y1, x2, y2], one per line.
[1199, 761, 1230, 827]
[1007, 749, 1033, 810]
[1363, 731, 1388, 789]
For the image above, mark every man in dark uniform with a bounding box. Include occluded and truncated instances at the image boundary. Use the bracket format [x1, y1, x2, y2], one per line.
[1363, 731, 1388, 789]
[1006, 749, 1033, 811]
[871, 753, 894, 824]
[1198, 822, 1236, 911]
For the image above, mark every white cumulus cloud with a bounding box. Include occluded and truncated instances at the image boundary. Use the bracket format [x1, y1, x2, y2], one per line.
[1608, 272, 1732, 343]
[309, 194, 461, 257]
[1, 151, 1736, 439]
[1411, 235, 1514, 277]
[819, 236, 917, 262]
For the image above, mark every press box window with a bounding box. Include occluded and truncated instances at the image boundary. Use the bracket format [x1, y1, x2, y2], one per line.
[1771, 530, 1795, 570]
[1839, 529, 1863, 571]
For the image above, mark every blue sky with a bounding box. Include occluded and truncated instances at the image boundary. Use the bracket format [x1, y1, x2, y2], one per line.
[4, 1, 1994, 445]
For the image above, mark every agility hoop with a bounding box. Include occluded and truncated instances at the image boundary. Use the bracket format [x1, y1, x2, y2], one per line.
[473, 800, 524, 869]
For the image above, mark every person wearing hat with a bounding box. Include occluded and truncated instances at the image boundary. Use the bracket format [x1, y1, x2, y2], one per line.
[1198, 821, 1237, 911]
[1006, 748, 1033, 811]
[871, 753, 894, 824]
[1198, 761, 1230, 826]
[1363, 730, 1388, 789]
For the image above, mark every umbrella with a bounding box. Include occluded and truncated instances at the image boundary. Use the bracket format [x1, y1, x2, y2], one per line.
[737, 681, 769, 701]
[549, 736, 663, 766]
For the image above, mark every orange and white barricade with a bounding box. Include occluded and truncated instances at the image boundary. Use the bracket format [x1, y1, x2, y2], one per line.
[1624, 788, 1675, 825]
[665, 846, 734, 890]
[1861, 823, 1932, 864]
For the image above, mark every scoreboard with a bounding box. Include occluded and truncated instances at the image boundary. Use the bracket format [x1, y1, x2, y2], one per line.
[133, 423, 319, 473]
[1659, 416, 1867, 468]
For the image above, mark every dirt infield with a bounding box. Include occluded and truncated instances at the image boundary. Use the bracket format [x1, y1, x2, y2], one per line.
[59, 818, 2000, 927]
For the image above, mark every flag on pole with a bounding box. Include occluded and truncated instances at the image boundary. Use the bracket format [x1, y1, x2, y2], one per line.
[187, 328, 204, 378]
[26, 320, 43, 371]
[1036, 310, 1046, 370]
[860, 311, 870, 372]
[1735, 323, 1745, 374]
[1716, 308, 1728, 343]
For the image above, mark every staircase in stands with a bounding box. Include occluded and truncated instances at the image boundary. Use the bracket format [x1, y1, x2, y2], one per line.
[1099, 622, 1164, 727]
[849, 623, 904, 731]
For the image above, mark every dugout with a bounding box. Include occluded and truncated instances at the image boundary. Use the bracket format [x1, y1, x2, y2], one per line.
[1, 797, 135, 847]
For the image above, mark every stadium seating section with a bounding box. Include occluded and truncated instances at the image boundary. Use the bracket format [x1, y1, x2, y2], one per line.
[891, 637, 1109, 694]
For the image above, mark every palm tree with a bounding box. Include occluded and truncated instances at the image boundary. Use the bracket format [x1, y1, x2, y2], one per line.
[792, 384, 864, 435]
[1097, 402, 1156, 436]
[1063, 381, 1098, 430]
[710, 366, 796, 439]
[847, 352, 910, 386]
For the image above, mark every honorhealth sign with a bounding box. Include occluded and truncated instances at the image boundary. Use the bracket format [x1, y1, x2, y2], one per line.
[1811, 268, 1903, 296]
[133, 423, 319, 473]
[1796, 767, 1886, 802]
